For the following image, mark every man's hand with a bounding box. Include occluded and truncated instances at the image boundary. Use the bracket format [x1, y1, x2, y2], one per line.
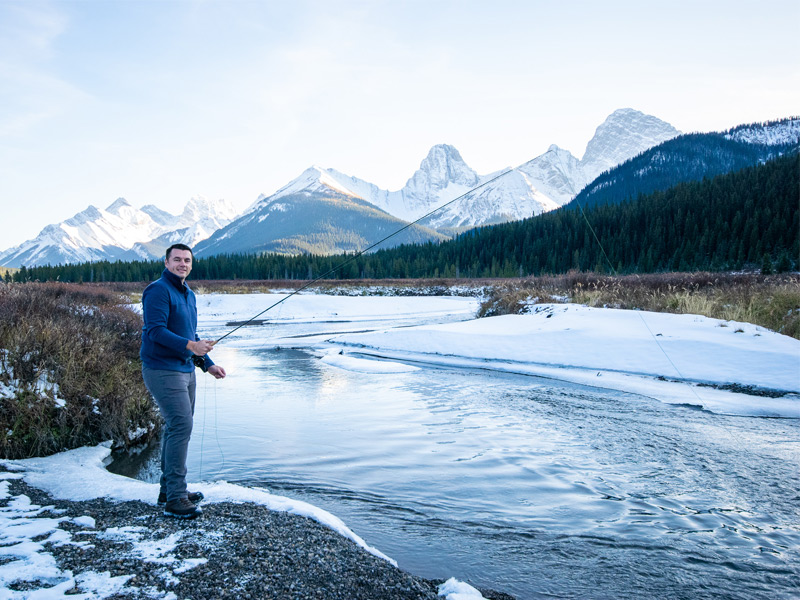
[208, 365, 226, 379]
[187, 339, 215, 356]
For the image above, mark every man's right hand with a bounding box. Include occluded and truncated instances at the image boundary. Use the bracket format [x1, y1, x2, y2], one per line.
[187, 339, 215, 356]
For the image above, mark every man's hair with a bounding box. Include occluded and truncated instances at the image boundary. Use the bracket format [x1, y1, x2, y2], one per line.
[165, 243, 194, 260]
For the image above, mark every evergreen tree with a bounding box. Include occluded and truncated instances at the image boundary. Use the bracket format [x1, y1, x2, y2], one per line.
[761, 253, 774, 275]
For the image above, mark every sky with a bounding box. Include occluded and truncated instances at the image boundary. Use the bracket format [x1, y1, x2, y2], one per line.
[1, 0, 798, 249]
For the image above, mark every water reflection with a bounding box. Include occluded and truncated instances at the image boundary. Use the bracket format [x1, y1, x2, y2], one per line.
[113, 329, 800, 600]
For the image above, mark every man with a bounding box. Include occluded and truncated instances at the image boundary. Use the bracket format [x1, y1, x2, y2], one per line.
[140, 243, 226, 519]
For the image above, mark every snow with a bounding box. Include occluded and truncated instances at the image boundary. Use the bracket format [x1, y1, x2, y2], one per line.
[201, 294, 798, 416]
[194, 292, 479, 326]
[0, 196, 238, 268]
[1, 292, 797, 597]
[725, 118, 800, 146]
[315, 302, 799, 418]
[0, 443, 482, 598]
[438, 578, 487, 599]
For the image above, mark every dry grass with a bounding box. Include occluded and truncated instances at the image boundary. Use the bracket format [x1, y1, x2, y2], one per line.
[478, 271, 800, 339]
[0, 282, 159, 459]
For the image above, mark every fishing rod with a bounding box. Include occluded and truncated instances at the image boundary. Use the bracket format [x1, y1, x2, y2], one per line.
[211, 166, 520, 345]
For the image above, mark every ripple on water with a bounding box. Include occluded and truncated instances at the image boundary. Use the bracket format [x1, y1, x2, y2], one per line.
[115, 338, 800, 600]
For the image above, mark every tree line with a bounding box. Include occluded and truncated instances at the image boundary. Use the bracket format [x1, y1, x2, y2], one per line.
[8, 153, 798, 284]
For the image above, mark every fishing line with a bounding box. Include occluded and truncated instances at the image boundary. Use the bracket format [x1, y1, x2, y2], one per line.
[213, 166, 519, 345]
[212, 378, 225, 469]
[198, 374, 225, 483]
[198, 374, 207, 479]
[573, 193, 760, 466]
[574, 198, 711, 404]
[196, 168, 522, 481]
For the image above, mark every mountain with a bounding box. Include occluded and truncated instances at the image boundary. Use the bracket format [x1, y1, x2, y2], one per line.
[2, 108, 683, 265]
[195, 170, 448, 257]
[0, 197, 237, 268]
[212, 112, 679, 254]
[580, 108, 682, 180]
[566, 116, 800, 210]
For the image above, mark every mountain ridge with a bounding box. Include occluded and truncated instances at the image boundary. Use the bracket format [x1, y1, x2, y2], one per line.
[0, 197, 237, 268]
[11, 108, 788, 268]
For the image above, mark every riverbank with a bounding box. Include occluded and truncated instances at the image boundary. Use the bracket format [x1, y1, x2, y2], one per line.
[1, 446, 511, 600]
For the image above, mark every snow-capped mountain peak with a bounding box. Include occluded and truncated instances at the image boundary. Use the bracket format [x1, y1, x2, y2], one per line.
[409, 144, 480, 191]
[141, 204, 177, 227]
[581, 108, 681, 180]
[179, 196, 238, 225]
[516, 145, 588, 206]
[0, 196, 240, 268]
[268, 166, 366, 202]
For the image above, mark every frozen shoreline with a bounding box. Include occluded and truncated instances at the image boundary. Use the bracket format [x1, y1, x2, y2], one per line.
[213, 295, 800, 418]
[1, 444, 497, 599]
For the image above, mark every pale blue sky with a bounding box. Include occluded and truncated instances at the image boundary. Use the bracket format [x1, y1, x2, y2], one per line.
[1, 0, 798, 248]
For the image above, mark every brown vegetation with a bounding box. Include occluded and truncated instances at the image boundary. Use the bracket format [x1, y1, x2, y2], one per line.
[477, 271, 800, 339]
[0, 282, 158, 458]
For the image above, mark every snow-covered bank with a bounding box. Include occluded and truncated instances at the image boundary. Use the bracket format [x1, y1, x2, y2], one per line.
[0, 445, 489, 600]
[313, 303, 800, 418]
[5, 444, 393, 564]
[194, 293, 480, 325]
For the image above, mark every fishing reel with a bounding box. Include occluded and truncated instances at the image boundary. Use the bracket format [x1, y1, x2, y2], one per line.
[192, 355, 208, 372]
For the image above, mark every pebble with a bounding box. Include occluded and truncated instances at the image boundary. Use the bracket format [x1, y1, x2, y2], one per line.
[3, 476, 515, 600]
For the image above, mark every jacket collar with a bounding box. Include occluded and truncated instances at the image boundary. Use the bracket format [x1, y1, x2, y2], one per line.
[161, 268, 190, 293]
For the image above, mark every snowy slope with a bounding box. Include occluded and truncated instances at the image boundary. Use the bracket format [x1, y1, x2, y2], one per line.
[0, 197, 238, 268]
[724, 117, 800, 145]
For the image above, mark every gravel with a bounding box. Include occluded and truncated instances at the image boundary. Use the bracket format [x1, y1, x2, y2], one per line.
[4, 476, 516, 600]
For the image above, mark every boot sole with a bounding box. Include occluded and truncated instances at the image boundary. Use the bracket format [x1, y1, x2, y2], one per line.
[163, 509, 202, 519]
[158, 493, 204, 507]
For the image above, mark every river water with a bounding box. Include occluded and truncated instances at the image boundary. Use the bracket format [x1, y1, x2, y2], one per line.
[113, 311, 800, 600]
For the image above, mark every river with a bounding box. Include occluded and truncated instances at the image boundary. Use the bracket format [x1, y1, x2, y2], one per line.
[112, 304, 800, 599]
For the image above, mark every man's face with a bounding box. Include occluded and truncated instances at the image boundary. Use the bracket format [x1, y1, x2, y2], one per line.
[165, 249, 193, 281]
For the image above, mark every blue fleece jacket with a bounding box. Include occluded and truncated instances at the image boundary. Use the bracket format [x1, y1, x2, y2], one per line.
[140, 269, 215, 372]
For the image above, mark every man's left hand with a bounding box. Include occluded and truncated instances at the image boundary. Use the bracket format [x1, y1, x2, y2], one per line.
[208, 365, 226, 379]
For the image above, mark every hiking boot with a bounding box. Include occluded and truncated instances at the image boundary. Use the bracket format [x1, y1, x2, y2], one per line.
[163, 497, 203, 520]
[158, 491, 204, 506]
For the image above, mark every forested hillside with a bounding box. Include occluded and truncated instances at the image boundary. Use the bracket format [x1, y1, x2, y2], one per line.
[568, 128, 798, 209]
[10, 153, 798, 283]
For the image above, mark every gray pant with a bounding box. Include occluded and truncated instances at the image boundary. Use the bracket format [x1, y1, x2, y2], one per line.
[142, 367, 196, 503]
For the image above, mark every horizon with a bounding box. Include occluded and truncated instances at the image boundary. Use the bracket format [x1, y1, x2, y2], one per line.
[1, 0, 798, 249]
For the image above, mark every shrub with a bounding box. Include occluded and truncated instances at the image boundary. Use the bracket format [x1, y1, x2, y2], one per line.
[0, 282, 159, 459]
